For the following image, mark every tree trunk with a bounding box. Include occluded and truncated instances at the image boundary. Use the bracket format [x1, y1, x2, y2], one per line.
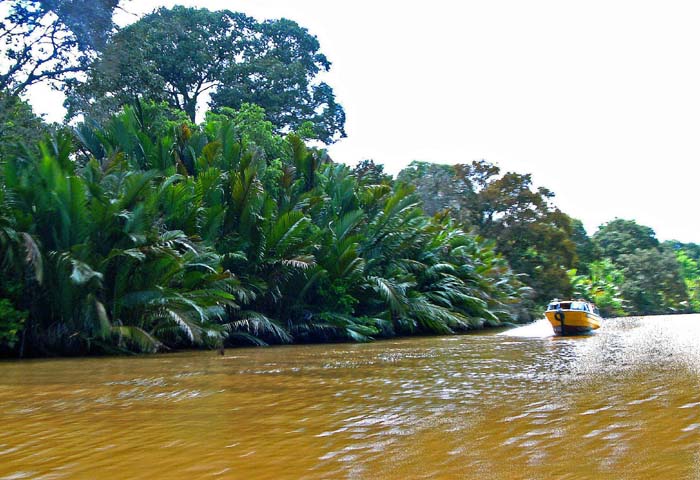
[184, 99, 197, 122]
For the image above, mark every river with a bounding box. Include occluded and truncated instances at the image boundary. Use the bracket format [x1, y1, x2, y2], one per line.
[2, 314, 700, 479]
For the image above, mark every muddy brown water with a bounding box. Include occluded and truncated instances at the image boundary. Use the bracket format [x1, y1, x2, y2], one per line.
[2, 315, 700, 479]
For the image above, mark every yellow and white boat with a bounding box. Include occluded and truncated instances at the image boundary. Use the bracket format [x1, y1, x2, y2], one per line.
[545, 299, 603, 336]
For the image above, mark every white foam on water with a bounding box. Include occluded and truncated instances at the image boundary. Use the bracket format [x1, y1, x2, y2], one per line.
[497, 319, 554, 338]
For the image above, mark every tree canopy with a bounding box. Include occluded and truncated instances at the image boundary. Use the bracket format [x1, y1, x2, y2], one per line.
[616, 247, 688, 314]
[65, 6, 346, 143]
[398, 160, 577, 307]
[593, 218, 659, 261]
[210, 18, 346, 143]
[565, 218, 691, 315]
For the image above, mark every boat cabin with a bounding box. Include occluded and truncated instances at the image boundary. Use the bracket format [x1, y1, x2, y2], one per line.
[547, 300, 600, 316]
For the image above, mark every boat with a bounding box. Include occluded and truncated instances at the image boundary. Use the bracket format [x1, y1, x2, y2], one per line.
[545, 299, 603, 336]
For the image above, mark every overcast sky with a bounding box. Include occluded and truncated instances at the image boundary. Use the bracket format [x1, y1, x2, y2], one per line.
[28, 0, 700, 243]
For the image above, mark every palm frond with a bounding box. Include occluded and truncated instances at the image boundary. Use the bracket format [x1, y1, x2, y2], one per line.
[112, 325, 163, 353]
[230, 311, 293, 344]
[368, 276, 409, 315]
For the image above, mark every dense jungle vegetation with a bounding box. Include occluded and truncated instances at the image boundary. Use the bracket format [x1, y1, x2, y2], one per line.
[1, 1, 698, 356]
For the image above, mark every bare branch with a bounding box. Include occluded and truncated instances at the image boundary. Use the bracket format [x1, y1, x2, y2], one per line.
[0, 0, 118, 95]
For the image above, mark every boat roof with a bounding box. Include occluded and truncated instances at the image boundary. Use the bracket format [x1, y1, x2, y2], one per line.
[548, 299, 598, 307]
[550, 299, 594, 303]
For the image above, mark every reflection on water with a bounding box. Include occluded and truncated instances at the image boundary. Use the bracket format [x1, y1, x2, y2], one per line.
[2, 315, 700, 479]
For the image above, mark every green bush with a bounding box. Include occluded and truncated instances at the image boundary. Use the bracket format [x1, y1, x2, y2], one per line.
[0, 298, 26, 350]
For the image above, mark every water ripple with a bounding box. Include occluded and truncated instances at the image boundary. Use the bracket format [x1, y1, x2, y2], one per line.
[1, 315, 700, 478]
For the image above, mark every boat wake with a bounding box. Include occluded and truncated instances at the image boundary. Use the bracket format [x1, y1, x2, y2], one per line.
[497, 319, 554, 338]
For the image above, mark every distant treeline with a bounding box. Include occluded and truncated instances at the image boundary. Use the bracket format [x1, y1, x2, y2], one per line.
[1, 2, 697, 357]
[398, 161, 698, 318]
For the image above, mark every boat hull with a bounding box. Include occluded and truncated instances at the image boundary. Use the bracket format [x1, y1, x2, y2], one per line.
[545, 310, 602, 336]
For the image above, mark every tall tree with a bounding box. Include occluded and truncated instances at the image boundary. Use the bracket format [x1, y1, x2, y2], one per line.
[398, 160, 577, 305]
[569, 218, 598, 274]
[352, 159, 392, 186]
[65, 6, 346, 143]
[591, 222, 692, 315]
[66, 7, 256, 122]
[0, 0, 119, 95]
[396, 161, 471, 218]
[476, 171, 576, 303]
[593, 218, 659, 261]
[617, 248, 688, 315]
[210, 18, 345, 144]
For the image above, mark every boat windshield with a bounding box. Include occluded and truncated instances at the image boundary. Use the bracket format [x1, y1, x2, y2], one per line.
[570, 301, 589, 311]
[548, 301, 593, 312]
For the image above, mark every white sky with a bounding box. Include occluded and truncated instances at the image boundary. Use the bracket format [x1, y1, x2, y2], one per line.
[25, 0, 700, 243]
